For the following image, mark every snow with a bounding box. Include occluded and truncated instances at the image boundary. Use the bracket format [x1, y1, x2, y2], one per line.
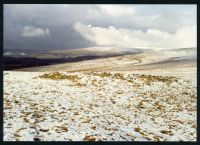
[3, 71, 196, 141]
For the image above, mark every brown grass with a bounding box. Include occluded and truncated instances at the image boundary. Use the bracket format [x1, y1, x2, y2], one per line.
[83, 135, 96, 141]
[113, 73, 125, 80]
[39, 72, 79, 81]
[138, 74, 177, 85]
[73, 82, 87, 87]
[160, 130, 174, 135]
[92, 72, 112, 78]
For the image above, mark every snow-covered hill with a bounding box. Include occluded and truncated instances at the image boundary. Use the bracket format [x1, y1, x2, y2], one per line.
[17, 48, 196, 84]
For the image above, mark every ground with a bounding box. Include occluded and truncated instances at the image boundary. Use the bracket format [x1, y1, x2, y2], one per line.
[3, 71, 197, 141]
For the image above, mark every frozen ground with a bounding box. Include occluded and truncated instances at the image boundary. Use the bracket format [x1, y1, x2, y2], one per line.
[3, 71, 197, 141]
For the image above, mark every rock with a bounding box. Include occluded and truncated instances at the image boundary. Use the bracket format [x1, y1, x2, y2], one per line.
[160, 130, 174, 135]
[39, 129, 49, 132]
[61, 127, 68, 132]
[33, 137, 41, 141]
[83, 135, 96, 141]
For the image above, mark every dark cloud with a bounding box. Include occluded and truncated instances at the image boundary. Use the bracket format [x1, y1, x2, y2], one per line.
[3, 4, 196, 50]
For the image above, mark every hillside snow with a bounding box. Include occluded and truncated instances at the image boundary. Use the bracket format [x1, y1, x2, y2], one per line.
[3, 71, 196, 141]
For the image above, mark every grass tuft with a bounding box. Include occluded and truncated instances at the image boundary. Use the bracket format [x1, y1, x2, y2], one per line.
[92, 72, 112, 78]
[39, 72, 79, 81]
[138, 74, 177, 85]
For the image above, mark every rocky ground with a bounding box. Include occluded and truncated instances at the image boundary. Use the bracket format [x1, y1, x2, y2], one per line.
[3, 71, 197, 141]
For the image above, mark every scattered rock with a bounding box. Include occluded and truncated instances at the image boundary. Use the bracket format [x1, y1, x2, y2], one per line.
[160, 130, 174, 135]
[39, 129, 49, 132]
[83, 135, 96, 141]
[33, 137, 41, 141]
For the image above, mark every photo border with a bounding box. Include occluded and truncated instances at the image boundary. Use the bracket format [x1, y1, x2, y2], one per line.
[0, 0, 199, 145]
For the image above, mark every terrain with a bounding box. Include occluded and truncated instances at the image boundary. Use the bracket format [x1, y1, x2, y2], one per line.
[17, 47, 197, 85]
[3, 47, 145, 70]
[3, 47, 197, 141]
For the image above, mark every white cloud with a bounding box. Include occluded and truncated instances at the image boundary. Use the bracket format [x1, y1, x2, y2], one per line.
[63, 4, 69, 7]
[20, 52, 26, 56]
[83, 5, 136, 19]
[74, 22, 196, 49]
[99, 5, 135, 17]
[175, 26, 196, 47]
[4, 52, 12, 56]
[21, 26, 50, 37]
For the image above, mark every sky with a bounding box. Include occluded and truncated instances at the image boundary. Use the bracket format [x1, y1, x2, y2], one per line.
[4, 4, 197, 50]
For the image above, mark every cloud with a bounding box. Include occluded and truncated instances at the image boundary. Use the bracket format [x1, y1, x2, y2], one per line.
[21, 26, 50, 37]
[4, 51, 12, 56]
[99, 5, 135, 17]
[4, 4, 196, 50]
[74, 22, 196, 49]
[20, 52, 27, 56]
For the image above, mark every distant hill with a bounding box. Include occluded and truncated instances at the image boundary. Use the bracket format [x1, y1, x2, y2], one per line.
[3, 47, 146, 70]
